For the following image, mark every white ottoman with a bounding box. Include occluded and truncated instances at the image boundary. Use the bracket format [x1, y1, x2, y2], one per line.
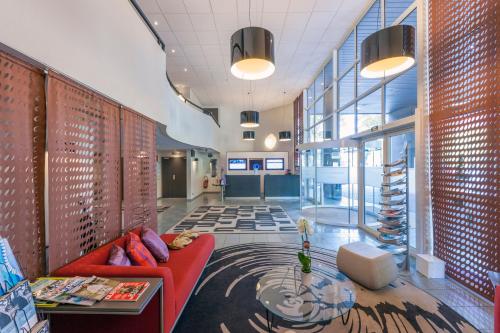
[336, 242, 398, 290]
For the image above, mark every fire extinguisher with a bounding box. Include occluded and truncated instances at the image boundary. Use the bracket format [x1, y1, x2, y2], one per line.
[203, 176, 209, 189]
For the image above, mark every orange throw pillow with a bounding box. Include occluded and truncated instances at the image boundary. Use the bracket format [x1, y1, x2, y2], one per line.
[126, 232, 157, 267]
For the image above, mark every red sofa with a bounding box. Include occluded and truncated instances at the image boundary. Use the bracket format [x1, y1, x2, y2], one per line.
[54, 228, 215, 332]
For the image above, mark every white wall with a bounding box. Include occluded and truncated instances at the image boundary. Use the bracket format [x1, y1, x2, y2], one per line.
[254, 104, 295, 170]
[187, 150, 220, 199]
[217, 104, 295, 171]
[0, 0, 221, 152]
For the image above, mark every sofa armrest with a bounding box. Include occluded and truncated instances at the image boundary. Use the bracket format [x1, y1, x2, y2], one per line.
[54, 264, 176, 330]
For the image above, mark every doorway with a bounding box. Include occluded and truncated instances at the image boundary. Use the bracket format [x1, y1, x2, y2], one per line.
[162, 157, 187, 198]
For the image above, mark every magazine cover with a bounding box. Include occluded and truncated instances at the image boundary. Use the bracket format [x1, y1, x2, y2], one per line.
[0, 238, 24, 296]
[69, 276, 119, 301]
[0, 280, 38, 333]
[31, 320, 49, 333]
[104, 281, 150, 302]
[31, 277, 95, 306]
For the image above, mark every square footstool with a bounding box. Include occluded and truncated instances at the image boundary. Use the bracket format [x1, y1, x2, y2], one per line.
[337, 242, 398, 290]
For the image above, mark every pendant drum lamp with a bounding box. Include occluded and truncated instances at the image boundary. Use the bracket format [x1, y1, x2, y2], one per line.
[279, 131, 291, 142]
[230, 27, 275, 80]
[240, 110, 259, 128]
[360, 25, 415, 79]
[242, 131, 256, 141]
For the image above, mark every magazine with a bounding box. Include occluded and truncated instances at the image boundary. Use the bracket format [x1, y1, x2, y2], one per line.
[0, 237, 24, 296]
[31, 277, 95, 306]
[104, 281, 150, 302]
[0, 280, 38, 333]
[69, 276, 119, 301]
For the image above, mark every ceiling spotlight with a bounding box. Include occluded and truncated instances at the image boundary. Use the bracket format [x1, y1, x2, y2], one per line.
[360, 25, 415, 78]
[184, 68, 188, 72]
[171, 49, 176, 53]
[230, 27, 275, 80]
[154, 21, 158, 26]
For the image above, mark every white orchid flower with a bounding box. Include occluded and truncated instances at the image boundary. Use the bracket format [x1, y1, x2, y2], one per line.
[296, 217, 313, 235]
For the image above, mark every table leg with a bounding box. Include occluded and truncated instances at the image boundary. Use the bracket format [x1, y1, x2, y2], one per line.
[265, 309, 273, 332]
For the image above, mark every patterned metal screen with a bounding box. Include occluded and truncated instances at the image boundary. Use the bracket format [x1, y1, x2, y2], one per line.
[429, 0, 499, 300]
[122, 108, 157, 232]
[293, 93, 304, 172]
[0, 52, 46, 279]
[46, 73, 121, 272]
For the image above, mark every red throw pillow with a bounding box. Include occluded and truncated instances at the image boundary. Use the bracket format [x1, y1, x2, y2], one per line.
[126, 232, 157, 267]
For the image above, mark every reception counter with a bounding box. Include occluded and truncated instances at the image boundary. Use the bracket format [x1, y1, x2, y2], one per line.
[264, 175, 300, 199]
[225, 175, 260, 198]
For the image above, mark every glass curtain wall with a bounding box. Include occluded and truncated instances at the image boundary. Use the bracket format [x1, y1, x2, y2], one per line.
[299, 0, 418, 243]
[300, 147, 358, 226]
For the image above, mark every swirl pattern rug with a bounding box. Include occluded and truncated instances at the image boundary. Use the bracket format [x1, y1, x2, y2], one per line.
[174, 243, 479, 333]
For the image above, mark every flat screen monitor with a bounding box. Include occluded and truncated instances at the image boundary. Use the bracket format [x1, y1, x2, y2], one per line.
[265, 158, 285, 170]
[228, 158, 247, 170]
[249, 159, 264, 171]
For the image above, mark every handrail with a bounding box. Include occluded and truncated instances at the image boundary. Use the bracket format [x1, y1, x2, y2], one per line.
[128, 0, 220, 127]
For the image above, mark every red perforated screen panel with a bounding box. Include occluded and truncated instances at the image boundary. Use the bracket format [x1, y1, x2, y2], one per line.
[0, 52, 46, 279]
[293, 93, 304, 172]
[46, 73, 121, 272]
[428, 0, 499, 300]
[122, 109, 157, 232]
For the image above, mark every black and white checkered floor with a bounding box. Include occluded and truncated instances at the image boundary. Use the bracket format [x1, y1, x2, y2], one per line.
[169, 205, 298, 234]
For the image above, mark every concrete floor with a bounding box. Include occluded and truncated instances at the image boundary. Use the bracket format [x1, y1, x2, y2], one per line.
[158, 193, 494, 333]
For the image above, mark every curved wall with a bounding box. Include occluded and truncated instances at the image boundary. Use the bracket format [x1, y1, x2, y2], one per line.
[0, 0, 221, 151]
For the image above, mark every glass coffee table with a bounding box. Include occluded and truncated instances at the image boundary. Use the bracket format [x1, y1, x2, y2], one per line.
[256, 264, 355, 332]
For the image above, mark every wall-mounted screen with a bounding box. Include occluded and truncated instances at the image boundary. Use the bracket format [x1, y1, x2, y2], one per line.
[228, 158, 247, 170]
[265, 158, 285, 170]
[249, 159, 264, 171]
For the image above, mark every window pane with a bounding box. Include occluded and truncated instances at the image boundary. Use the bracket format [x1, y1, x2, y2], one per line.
[323, 118, 333, 140]
[314, 123, 324, 142]
[357, 88, 382, 132]
[315, 71, 324, 99]
[385, 0, 414, 26]
[338, 68, 355, 107]
[323, 88, 333, 117]
[324, 60, 333, 87]
[338, 31, 355, 75]
[313, 97, 324, 124]
[358, 64, 380, 95]
[385, 65, 416, 123]
[307, 84, 314, 108]
[308, 106, 315, 129]
[357, 0, 381, 61]
[339, 105, 355, 138]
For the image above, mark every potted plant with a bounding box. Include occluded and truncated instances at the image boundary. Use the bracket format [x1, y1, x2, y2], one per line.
[297, 217, 313, 273]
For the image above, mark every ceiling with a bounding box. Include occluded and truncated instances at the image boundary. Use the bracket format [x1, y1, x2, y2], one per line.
[136, 0, 370, 111]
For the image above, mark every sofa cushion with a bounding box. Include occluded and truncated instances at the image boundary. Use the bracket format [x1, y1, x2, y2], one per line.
[159, 234, 215, 314]
[141, 227, 169, 263]
[126, 232, 157, 267]
[107, 244, 131, 266]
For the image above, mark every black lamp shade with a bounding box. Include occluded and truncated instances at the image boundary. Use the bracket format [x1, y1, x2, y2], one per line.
[240, 110, 259, 128]
[231, 27, 275, 80]
[242, 131, 255, 141]
[360, 25, 415, 79]
[279, 131, 291, 141]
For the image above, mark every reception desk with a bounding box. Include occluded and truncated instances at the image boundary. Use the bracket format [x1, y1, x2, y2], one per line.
[264, 175, 300, 199]
[225, 175, 261, 198]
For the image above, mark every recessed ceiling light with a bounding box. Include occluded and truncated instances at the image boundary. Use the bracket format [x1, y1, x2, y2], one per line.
[154, 21, 158, 26]
[171, 49, 176, 53]
[184, 68, 188, 72]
